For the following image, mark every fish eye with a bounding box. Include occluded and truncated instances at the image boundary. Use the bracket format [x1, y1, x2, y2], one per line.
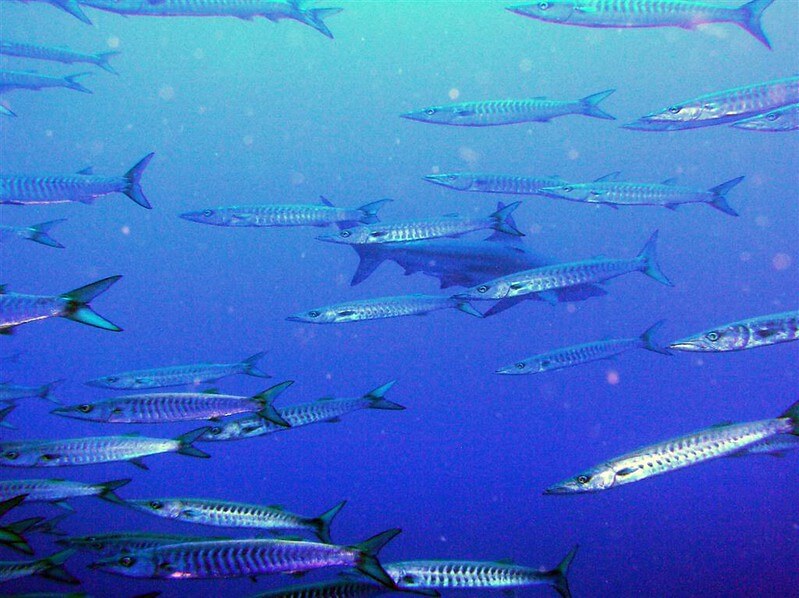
[703, 103, 717, 110]
[515, 362, 525, 370]
[477, 285, 489, 293]
[538, 1, 550, 9]
[668, 106, 682, 114]
[4, 450, 18, 460]
[308, 311, 320, 318]
[766, 112, 779, 121]
[119, 556, 135, 567]
[339, 230, 351, 238]
[425, 108, 436, 116]
[706, 331, 720, 342]
[445, 175, 456, 181]
[563, 186, 573, 192]
[91, 541, 105, 550]
[210, 426, 222, 435]
[203, 209, 213, 217]
[78, 404, 93, 413]
[576, 475, 591, 484]
[149, 500, 163, 510]
[107, 376, 118, 383]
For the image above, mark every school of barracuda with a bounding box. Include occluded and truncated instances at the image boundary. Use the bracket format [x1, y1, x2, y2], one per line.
[0, 0, 796, 595]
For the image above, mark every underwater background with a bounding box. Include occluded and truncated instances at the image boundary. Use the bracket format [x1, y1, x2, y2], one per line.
[0, 1, 797, 596]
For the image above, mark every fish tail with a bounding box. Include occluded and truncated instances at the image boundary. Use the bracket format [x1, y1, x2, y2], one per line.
[25, 219, 67, 248]
[63, 72, 93, 94]
[490, 201, 524, 236]
[0, 405, 16, 429]
[543, 545, 579, 598]
[95, 51, 121, 75]
[0, 526, 34, 555]
[352, 528, 402, 589]
[31, 513, 71, 536]
[579, 89, 616, 120]
[240, 351, 271, 378]
[312, 499, 346, 544]
[707, 176, 744, 216]
[175, 428, 212, 458]
[455, 301, 484, 318]
[364, 380, 405, 410]
[60, 276, 123, 331]
[0, 104, 17, 118]
[779, 401, 799, 435]
[299, 6, 344, 39]
[38, 379, 65, 404]
[95, 478, 132, 505]
[636, 231, 673, 287]
[253, 381, 294, 428]
[50, 0, 93, 24]
[123, 153, 155, 209]
[736, 0, 775, 49]
[357, 198, 393, 224]
[640, 321, 671, 355]
[37, 549, 80, 585]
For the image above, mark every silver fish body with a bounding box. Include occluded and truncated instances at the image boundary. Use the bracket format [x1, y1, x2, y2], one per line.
[0, 380, 61, 402]
[507, 0, 775, 48]
[0, 153, 153, 208]
[424, 172, 564, 195]
[0, 549, 77, 584]
[669, 310, 799, 352]
[625, 75, 799, 130]
[0, 219, 66, 249]
[732, 102, 799, 131]
[78, 0, 343, 38]
[125, 498, 346, 543]
[0, 40, 119, 73]
[287, 294, 481, 324]
[59, 532, 231, 557]
[496, 321, 668, 375]
[86, 351, 269, 389]
[0, 429, 209, 468]
[180, 198, 390, 228]
[402, 90, 615, 126]
[197, 381, 403, 442]
[250, 578, 389, 598]
[0, 478, 129, 506]
[0, 68, 91, 94]
[546, 402, 799, 494]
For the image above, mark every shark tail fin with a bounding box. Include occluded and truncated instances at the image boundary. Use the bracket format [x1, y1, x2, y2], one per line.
[636, 231, 673, 287]
[735, 0, 775, 49]
[312, 500, 346, 544]
[61, 276, 123, 331]
[579, 89, 616, 120]
[123, 153, 154, 209]
[25, 219, 67, 248]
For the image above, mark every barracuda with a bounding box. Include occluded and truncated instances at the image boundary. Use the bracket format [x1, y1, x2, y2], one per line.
[401, 90, 615, 126]
[126, 498, 346, 543]
[0, 549, 78, 585]
[51, 381, 292, 427]
[287, 294, 482, 324]
[250, 578, 390, 598]
[624, 75, 799, 130]
[732, 102, 799, 131]
[546, 402, 799, 494]
[0, 380, 63, 403]
[0, 478, 130, 509]
[669, 310, 799, 352]
[90, 530, 402, 589]
[0, 40, 119, 74]
[0, 219, 66, 249]
[195, 381, 404, 442]
[59, 532, 232, 557]
[424, 172, 565, 196]
[0, 68, 92, 95]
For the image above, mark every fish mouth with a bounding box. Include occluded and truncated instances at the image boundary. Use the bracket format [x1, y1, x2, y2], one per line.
[543, 484, 575, 496]
[315, 235, 340, 243]
[494, 367, 517, 375]
[536, 187, 568, 198]
[667, 340, 701, 351]
[285, 315, 309, 323]
[84, 379, 107, 388]
[49, 408, 78, 418]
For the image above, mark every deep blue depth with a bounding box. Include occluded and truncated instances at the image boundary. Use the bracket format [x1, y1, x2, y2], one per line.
[0, 1, 797, 596]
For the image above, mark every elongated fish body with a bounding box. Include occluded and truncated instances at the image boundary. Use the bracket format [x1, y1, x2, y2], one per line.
[497, 321, 668, 375]
[459, 231, 671, 301]
[625, 75, 799, 131]
[0, 277, 122, 335]
[51, 381, 293, 426]
[0, 41, 119, 74]
[0, 549, 77, 584]
[0, 69, 91, 94]
[90, 530, 401, 588]
[507, 0, 775, 48]
[9, 0, 94, 24]
[318, 203, 522, 245]
[0, 153, 153, 209]
[180, 198, 391, 229]
[546, 402, 799, 494]
[424, 172, 564, 195]
[197, 381, 404, 442]
[732, 102, 799, 131]
[0, 429, 209, 468]
[731, 434, 799, 457]
[402, 90, 615, 126]
[538, 175, 743, 215]
[86, 351, 269, 389]
[0, 220, 66, 249]
[669, 310, 799, 352]
[0, 479, 130, 506]
[251, 579, 388, 598]
[78, 0, 343, 38]
[125, 498, 346, 543]
[0, 380, 61, 402]
[59, 532, 232, 557]
[287, 294, 481, 324]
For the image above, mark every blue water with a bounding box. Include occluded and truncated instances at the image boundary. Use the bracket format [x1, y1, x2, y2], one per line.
[1, 1, 798, 596]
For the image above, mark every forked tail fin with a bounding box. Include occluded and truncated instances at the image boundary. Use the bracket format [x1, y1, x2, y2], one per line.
[579, 89, 616, 120]
[94, 51, 121, 75]
[636, 231, 673, 287]
[49, 0, 92, 24]
[240, 351, 271, 378]
[357, 198, 393, 224]
[123, 153, 154, 209]
[489, 201, 524, 236]
[544, 545, 579, 598]
[352, 528, 401, 589]
[735, 0, 775, 49]
[60, 276, 123, 332]
[639, 320, 671, 355]
[25, 219, 67, 248]
[312, 500, 346, 544]
[253, 381, 294, 428]
[63, 72, 92, 94]
[300, 6, 344, 39]
[364, 380, 405, 410]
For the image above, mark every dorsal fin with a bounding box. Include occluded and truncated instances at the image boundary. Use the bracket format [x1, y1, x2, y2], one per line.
[710, 421, 734, 428]
[319, 196, 334, 207]
[661, 177, 678, 186]
[202, 388, 221, 395]
[594, 171, 620, 183]
[76, 167, 94, 175]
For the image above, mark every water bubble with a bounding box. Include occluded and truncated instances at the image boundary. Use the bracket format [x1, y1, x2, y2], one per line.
[606, 370, 620, 385]
[158, 86, 175, 101]
[448, 88, 460, 100]
[772, 253, 792, 271]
